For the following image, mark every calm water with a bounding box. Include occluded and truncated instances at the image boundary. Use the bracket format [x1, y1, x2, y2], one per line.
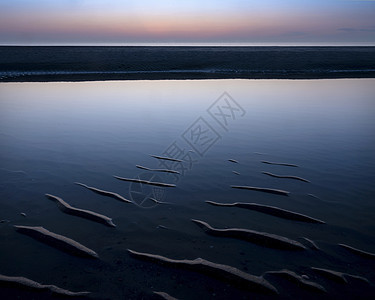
[0, 79, 375, 299]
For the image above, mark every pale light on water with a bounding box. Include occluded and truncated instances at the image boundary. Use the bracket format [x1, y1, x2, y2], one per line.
[0, 79, 375, 299]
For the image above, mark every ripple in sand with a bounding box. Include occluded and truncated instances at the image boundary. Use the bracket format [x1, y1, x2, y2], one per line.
[192, 219, 306, 251]
[299, 237, 320, 250]
[311, 267, 369, 285]
[307, 194, 340, 205]
[261, 161, 298, 167]
[127, 249, 278, 295]
[232, 171, 240, 175]
[14, 225, 98, 258]
[150, 155, 182, 162]
[339, 243, 375, 259]
[136, 165, 180, 174]
[75, 182, 132, 203]
[231, 185, 290, 196]
[262, 171, 310, 183]
[157, 225, 169, 230]
[0, 274, 90, 297]
[114, 176, 176, 188]
[0, 168, 27, 175]
[206, 201, 325, 224]
[46, 194, 116, 227]
[264, 270, 326, 293]
[153, 291, 179, 300]
[149, 197, 171, 205]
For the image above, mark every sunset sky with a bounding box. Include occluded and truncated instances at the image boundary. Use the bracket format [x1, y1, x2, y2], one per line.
[0, 0, 374, 45]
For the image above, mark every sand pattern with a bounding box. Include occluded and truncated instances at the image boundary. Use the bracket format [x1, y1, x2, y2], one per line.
[299, 237, 320, 250]
[206, 201, 325, 224]
[0, 274, 90, 297]
[264, 270, 326, 293]
[311, 267, 370, 284]
[311, 267, 348, 284]
[75, 182, 132, 203]
[136, 165, 180, 174]
[114, 176, 176, 188]
[2, 137, 374, 298]
[151, 155, 183, 162]
[231, 185, 290, 196]
[149, 197, 171, 205]
[192, 219, 306, 250]
[339, 243, 375, 259]
[153, 291, 179, 300]
[261, 161, 299, 167]
[127, 249, 278, 294]
[46, 193, 116, 227]
[14, 225, 99, 258]
[262, 171, 310, 183]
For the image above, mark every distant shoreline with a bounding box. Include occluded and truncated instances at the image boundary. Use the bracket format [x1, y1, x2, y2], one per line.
[1, 46, 374, 82]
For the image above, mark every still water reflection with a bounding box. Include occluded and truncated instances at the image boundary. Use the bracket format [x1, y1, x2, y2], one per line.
[0, 79, 374, 299]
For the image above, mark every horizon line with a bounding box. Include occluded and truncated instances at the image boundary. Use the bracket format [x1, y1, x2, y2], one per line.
[1, 42, 375, 47]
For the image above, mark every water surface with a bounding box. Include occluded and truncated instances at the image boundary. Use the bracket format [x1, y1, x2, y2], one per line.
[0, 79, 375, 299]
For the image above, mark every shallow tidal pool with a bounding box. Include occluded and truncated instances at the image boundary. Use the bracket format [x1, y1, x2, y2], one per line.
[0, 79, 375, 299]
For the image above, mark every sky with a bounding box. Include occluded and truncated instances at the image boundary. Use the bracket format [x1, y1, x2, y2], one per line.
[0, 0, 374, 45]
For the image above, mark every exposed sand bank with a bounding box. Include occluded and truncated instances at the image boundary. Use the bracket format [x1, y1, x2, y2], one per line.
[0, 46, 374, 82]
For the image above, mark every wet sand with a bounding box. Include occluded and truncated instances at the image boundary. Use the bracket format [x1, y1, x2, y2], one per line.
[0, 46, 375, 82]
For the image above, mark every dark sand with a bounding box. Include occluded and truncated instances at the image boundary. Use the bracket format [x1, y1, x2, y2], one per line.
[0, 46, 375, 82]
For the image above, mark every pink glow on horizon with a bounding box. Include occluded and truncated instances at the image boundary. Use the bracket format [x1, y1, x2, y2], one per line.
[0, 5, 374, 44]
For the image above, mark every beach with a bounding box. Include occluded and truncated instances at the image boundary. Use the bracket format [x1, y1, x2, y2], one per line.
[1, 46, 375, 82]
[2, 0, 375, 297]
[1, 79, 375, 299]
